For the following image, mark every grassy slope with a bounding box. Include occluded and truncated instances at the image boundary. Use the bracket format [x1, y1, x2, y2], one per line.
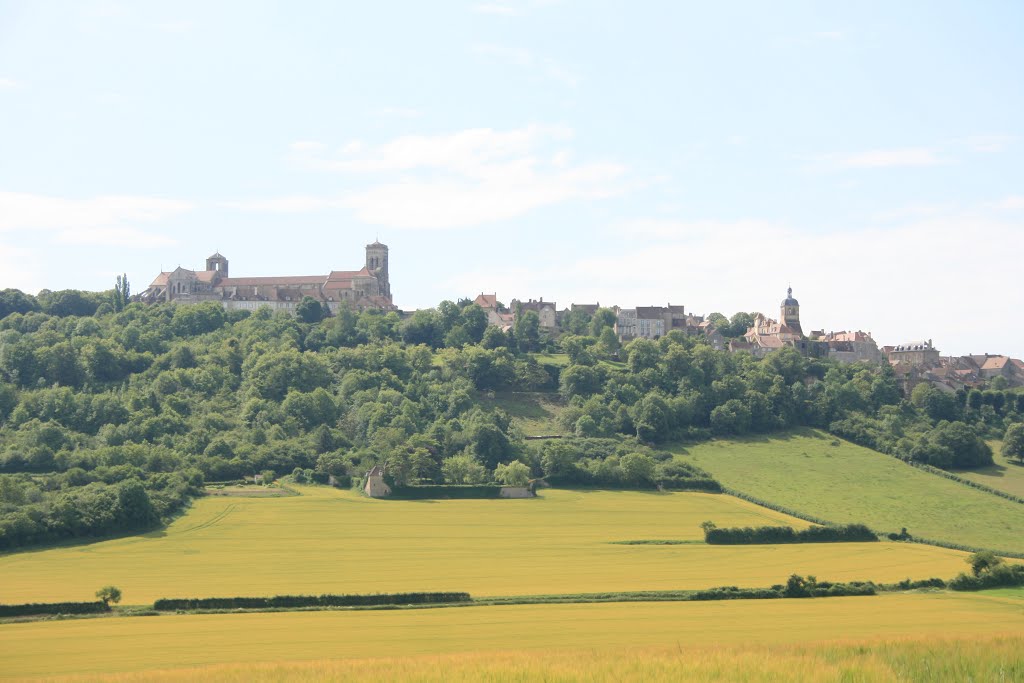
[0, 487, 968, 604]
[680, 430, 1024, 553]
[952, 441, 1024, 498]
[478, 390, 567, 436]
[2, 594, 1023, 679]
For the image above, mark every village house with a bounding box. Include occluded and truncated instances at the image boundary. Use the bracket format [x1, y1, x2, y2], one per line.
[140, 241, 395, 314]
[511, 298, 558, 332]
[820, 330, 883, 364]
[364, 464, 391, 498]
[887, 340, 940, 366]
[473, 293, 514, 329]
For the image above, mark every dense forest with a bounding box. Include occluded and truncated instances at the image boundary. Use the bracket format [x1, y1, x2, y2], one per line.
[0, 287, 1021, 550]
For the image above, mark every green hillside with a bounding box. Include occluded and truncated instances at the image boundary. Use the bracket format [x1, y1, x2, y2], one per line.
[480, 391, 567, 436]
[679, 430, 1024, 554]
[952, 443, 1024, 499]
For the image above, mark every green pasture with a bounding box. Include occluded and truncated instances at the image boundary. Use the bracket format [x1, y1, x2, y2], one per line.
[952, 442, 1024, 498]
[680, 430, 1024, 553]
[478, 390, 567, 436]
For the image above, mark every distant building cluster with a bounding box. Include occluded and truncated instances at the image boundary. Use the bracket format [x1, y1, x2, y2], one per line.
[139, 241, 395, 313]
[884, 343, 1024, 394]
[138, 241, 1022, 388]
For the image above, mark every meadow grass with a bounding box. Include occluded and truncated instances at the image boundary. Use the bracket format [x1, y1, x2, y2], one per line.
[478, 390, 567, 436]
[2, 594, 1023, 679]
[679, 430, 1024, 553]
[952, 441, 1024, 498]
[0, 488, 969, 604]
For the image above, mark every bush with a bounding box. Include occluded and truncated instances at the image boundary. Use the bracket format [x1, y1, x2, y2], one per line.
[0, 601, 110, 617]
[154, 592, 471, 611]
[704, 524, 877, 545]
[948, 564, 1024, 591]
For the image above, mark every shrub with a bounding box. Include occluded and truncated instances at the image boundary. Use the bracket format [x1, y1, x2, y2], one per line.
[704, 524, 876, 545]
[154, 592, 471, 611]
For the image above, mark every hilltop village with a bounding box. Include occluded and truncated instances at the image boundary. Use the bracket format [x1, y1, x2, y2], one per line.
[140, 241, 1024, 396]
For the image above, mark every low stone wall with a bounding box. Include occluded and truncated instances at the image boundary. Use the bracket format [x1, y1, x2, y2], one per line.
[499, 486, 534, 498]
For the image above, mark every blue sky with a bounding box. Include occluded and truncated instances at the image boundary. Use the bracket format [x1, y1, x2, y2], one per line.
[1, 1, 1021, 356]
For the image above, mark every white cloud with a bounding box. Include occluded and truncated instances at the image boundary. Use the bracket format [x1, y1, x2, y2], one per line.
[293, 124, 573, 174]
[961, 134, 1017, 153]
[0, 192, 194, 245]
[271, 126, 627, 229]
[221, 196, 346, 213]
[835, 147, 945, 169]
[815, 31, 844, 40]
[0, 78, 20, 89]
[994, 195, 1024, 210]
[472, 43, 579, 87]
[0, 243, 43, 293]
[54, 227, 176, 247]
[443, 210, 1024, 357]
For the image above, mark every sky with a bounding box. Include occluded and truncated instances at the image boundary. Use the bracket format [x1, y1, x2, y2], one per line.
[0, 1, 1022, 357]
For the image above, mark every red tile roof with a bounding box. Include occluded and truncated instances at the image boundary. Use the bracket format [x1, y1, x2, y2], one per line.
[475, 293, 499, 309]
[981, 356, 1010, 370]
[220, 275, 327, 287]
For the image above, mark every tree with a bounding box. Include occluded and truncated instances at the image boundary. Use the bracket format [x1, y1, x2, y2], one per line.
[296, 296, 325, 324]
[460, 304, 488, 343]
[514, 310, 540, 353]
[95, 585, 122, 606]
[1003, 423, 1024, 463]
[968, 550, 1004, 577]
[112, 274, 130, 312]
[494, 460, 531, 487]
[597, 327, 621, 357]
[589, 308, 617, 336]
[619, 452, 656, 485]
[441, 453, 489, 484]
[481, 325, 507, 350]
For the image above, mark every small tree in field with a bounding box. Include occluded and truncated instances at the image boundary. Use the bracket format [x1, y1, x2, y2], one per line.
[96, 586, 122, 606]
[968, 550, 1004, 577]
[1003, 423, 1024, 463]
[494, 461, 531, 487]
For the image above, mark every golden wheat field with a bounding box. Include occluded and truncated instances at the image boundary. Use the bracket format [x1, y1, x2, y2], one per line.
[2, 593, 1024, 680]
[0, 487, 973, 604]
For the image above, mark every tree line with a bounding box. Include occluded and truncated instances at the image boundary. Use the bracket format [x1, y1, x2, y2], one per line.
[0, 288, 1020, 550]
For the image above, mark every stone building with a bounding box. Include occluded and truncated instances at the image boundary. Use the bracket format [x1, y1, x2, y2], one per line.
[615, 307, 666, 340]
[613, 304, 695, 341]
[511, 298, 558, 332]
[733, 287, 827, 358]
[364, 464, 391, 498]
[473, 293, 514, 329]
[887, 340, 940, 366]
[140, 241, 395, 314]
[820, 330, 883, 364]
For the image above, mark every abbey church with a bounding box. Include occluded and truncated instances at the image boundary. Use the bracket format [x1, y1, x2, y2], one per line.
[140, 241, 395, 313]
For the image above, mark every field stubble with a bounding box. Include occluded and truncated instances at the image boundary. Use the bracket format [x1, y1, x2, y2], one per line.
[2, 595, 1023, 680]
[0, 488, 971, 604]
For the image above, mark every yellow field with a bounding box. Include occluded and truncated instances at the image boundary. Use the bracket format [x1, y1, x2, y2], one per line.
[2, 593, 1023, 680]
[0, 487, 972, 604]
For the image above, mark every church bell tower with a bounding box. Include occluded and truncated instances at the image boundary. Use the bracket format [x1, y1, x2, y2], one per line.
[781, 287, 802, 336]
[365, 240, 390, 298]
[206, 252, 228, 281]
